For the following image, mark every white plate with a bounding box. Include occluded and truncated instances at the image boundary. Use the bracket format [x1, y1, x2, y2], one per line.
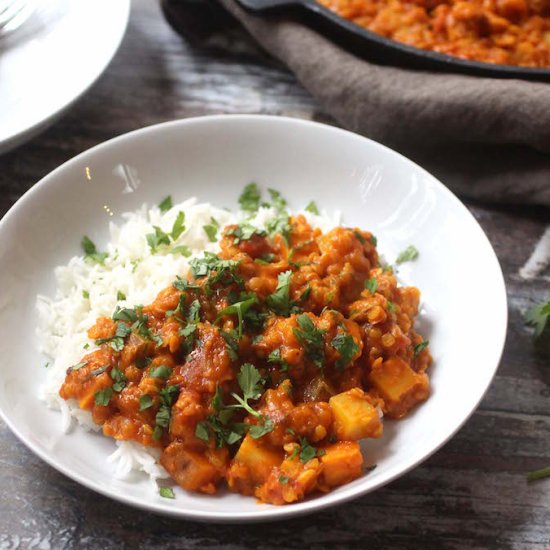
[0, 0, 130, 154]
[0, 115, 507, 522]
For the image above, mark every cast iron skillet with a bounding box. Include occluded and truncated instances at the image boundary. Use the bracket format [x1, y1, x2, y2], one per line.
[233, 0, 550, 81]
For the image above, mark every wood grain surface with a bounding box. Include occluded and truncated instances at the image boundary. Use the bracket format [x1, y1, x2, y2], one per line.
[0, 1, 548, 548]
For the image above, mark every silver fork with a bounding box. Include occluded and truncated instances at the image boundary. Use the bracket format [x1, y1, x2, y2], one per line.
[0, 0, 34, 36]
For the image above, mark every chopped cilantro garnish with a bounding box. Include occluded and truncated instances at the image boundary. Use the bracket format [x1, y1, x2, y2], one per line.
[353, 230, 366, 245]
[371, 235, 378, 247]
[95, 321, 131, 351]
[266, 270, 292, 316]
[139, 394, 153, 411]
[268, 188, 287, 211]
[149, 365, 172, 380]
[226, 224, 266, 244]
[112, 307, 138, 323]
[279, 475, 290, 484]
[365, 277, 378, 294]
[146, 226, 171, 253]
[94, 387, 113, 406]
[396, 245, 419, 264]
[239, 183, 261, 212]
[293, 314, 325, 369]
[190, 253, 243, 293]
[170, 245, 192, 257]
[81, 236, 108, 265]
[413, 340, 429, 356]
[305, 201, 319, 215]
[387, 301, 395, 313]
[171, 211, 186, 240]
[203, 217, 219, 243]
[116, 290, 126, 301]
[82, 290, 90, 299]
[110, 367, 127, 392]
[525, 298, 550, 338]
[158, 196, 173, 213]
[173, 277, 200, 292]
[179, 323, 197, 355]
[220, 329, 239, 361]
[217, 295, 257, 338]
[298, 437, 325, 464]
[159, 486, 175, 499]
[331, 330, 359, 369]
[68, 361, 87, 372]
[266, 215, 292, 245]
[152, 385, 180, 440]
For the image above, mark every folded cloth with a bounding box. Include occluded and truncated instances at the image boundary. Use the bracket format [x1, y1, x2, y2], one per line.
[166, 0, 550, 206]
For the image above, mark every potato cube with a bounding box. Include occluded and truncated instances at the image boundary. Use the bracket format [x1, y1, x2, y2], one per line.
[368, 356, 429, 418]
[227, 434, 284, 494]
[329, 388, 383, 440]
[319, 441, 363, 488]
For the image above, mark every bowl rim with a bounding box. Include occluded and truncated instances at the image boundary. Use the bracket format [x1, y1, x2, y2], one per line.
[0, 114, 508, 522]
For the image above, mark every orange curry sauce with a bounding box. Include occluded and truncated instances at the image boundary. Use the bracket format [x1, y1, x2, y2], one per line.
[319, 0, 550, 67]
[60, 215, 431, 505]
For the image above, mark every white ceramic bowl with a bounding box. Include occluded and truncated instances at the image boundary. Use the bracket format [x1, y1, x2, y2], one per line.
[0, 115, 507, 522]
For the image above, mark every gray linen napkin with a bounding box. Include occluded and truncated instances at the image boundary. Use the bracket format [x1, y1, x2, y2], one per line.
[218, 0, 550, 206]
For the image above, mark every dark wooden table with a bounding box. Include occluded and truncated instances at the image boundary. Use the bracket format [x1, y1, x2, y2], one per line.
[1, 1, 549, 548]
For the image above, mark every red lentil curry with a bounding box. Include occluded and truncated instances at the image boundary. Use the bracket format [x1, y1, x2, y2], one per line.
[319, 0, 550, 67]
[60, 187, 431, 505]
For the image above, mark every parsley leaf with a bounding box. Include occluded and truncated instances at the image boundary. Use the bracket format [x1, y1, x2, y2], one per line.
[293, 314, 325, 369]
[81, 236, 108, 265]
[266, 270, 292, 316]
[365, 277, 378, 294]
[239, 183, 261, 212]
[158, 196, 173, 213]
[396, 245, 419, 264]
[413, 340, 429, 356]
[331, 331, 359, 369]
[525, 298, 550, 338]
[305, 201, 319, 215]
[171, 211, 186, 240]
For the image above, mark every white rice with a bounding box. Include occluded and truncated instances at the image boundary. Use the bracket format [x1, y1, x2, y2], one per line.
[36, 197, 339, 484]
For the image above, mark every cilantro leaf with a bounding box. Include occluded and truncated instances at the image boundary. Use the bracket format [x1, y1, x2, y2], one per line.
[81, 236, 108, 265]
[82, 290, 90, 299]
[239, 183, 261, 212]
[116, 290, 126, 301]
[173, 277, 200, 292]
[266, 270, 292, 316]
[112, 307, 138, 323]
[171, 211, 186, 240]
[365, 277, 378, 294]
[139, 395, 153, 411]
[354, 230, 366, 245]
[331, 331, 359, 369]
[146, 226, 171, 253]
[396, 245, 419, 264]
[158, 196, 173, 213]
[237, 362, 264, 401]
[268, 188, 287, 211]
[305, 201, 319, 215]
[110, 367, 127, 392]
[159, 487, 175, 499]
[94, 387, 113, 406]
[413, 340, 429, 356]
[297, 437, 325, 464]
[249, 417, 274, 439]
[170, 245, 192, 257]
[149, 365, 172, 380]
[266, 215, 292, 245]
[217, 295, 257, 338]
[293, 314, 325, 369]
[225, 224, 266, 244]
[525, 298, 550, 338]
[203, 217, 219, 242]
